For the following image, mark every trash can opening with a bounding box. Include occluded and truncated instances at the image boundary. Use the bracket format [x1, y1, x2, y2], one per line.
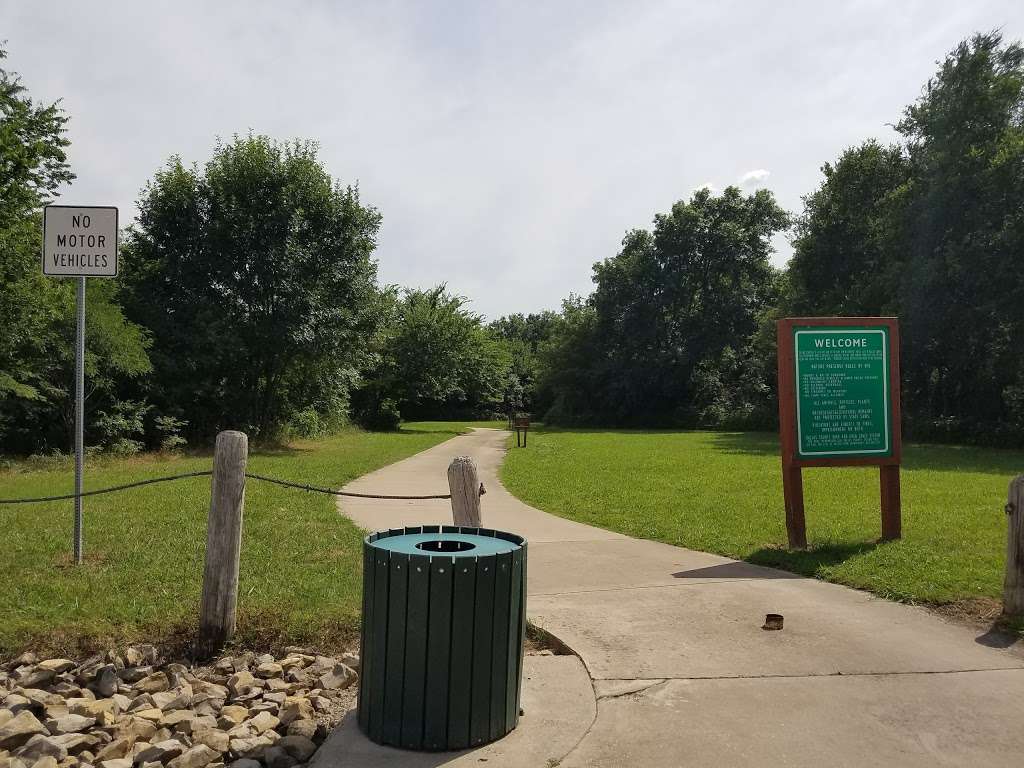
[415, 539, 476, 552]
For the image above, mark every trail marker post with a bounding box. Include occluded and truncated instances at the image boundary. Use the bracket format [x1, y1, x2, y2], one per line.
[198, 431, 249, 658]
[448, 456, 483, 526]
[42, 205, 119, 564]
[776, 317, 902, 549]
[1005, 476, 1024, 616]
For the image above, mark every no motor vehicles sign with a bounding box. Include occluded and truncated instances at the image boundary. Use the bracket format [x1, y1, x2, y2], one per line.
[41, 203, 120, 565]
[43, 205, 118, 277]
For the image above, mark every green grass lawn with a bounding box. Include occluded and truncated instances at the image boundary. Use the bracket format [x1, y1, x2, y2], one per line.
[0, 422, 496, 657]
[502, 428, 1020, 608]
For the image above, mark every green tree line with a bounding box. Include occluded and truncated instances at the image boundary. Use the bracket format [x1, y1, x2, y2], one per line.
[520, 31, 1024, 446]
[2, 32, 1023, 453]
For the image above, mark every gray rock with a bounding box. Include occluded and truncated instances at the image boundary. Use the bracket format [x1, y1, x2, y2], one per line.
[277, 699, 312, 727]
[190, 698, 224, 718]
[14, 668, 55, 689]
[215, 707, 247, 730]
[152, 686, 192, 712]
[36, 661, 75, 675]
[93, 737, 131, 762]
[9, 652, 38, 670]
[52, 732, 101, 754]
[133, 673, 170, 694]
[283, 721, 315, 740]
[20, 691, 62, 712]
[67, 698, 117, 720]
[4, 694, 34, 714]
[92, 666, 118, 699]
[227, 760, 261, 768]
[0, 711, 49, 750]
[117, 666, 152, 684]
[260, 745, 295, 768]
[227, 738, 264, 761]
[225, 675, 256, 700]
[190, 727, 229, 754]
[126, 695, 156, 713]
[166, 744, 219, 768]
[44, 714, 94, 735]
[133, 739, 185, 764]
[135, 645, 158, 666]
[13, 734, 67, 762]
[244, 713, 277, 736]
[276, 736, 316, 763]
[316, 664, 356, 691]
[110, 716, 157, 743]
[339, 652, 360, 672]
[49, 682, 84, 698]
[252, 664, 281, 681]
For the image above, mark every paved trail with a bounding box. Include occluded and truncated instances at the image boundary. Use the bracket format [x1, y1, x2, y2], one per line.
[318, 428, 1024, 767]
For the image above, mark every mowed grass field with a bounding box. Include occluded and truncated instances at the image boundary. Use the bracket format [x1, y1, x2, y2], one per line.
[502, 428, 1021, 610]
[0, 422, 494, 657]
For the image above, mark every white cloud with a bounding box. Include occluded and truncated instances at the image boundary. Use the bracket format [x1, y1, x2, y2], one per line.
[691, 181, 718, 195]
[739, 169, 771, 188]
[3, 0, 1022, 314]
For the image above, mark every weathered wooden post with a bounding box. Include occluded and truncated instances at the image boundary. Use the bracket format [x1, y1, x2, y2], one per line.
[448, 455, 483, 526]
[198, 430, 248, 658]
[1004, 475, 1024, 616]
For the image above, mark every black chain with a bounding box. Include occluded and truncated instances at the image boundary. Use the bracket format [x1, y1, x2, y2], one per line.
[0, 471, 213, 504]
[0, 470, 456, 505]
[243, 472, 453, 500]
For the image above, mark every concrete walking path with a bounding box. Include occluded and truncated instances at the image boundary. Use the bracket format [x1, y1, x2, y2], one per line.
[319, 428, 1024, 767]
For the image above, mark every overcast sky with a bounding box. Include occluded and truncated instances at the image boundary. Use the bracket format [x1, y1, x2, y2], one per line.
[5, 1, 1023, 319]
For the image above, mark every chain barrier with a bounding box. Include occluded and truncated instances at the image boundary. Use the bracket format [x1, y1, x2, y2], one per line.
[0, 470, 456, 505]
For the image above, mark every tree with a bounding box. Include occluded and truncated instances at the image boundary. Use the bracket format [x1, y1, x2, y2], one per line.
[488, 311, 562, 414]
[121, 135, 382, 439]
[786, 140, 910, 317]
[356, 286, 510, 425]
[542, 187, 788, 426]
[782, 31, 1024, 444]
[895, 31, 1024, 441]
[0, 47, 151, 454]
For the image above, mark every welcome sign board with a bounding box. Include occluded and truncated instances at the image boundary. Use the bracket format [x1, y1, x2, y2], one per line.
[776, 317, 902, 548]
[793, 325, 892, 459]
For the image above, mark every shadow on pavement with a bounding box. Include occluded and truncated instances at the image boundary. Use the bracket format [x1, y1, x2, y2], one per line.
[672, 561, 803, 580]
[974, 624, 1022, 650]
[744, 542, 879, 578]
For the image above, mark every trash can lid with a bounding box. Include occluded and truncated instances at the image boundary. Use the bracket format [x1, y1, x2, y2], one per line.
[367, 530, 523, 558]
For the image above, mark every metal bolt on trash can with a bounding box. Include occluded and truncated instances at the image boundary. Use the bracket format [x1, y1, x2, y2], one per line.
[358, 525, 527, 751]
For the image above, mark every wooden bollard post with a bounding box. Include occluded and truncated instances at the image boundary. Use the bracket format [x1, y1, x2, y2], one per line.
[1004, 475, 1024, 616]
[198, 430, 248, 658]
[448, 456, 482, 526]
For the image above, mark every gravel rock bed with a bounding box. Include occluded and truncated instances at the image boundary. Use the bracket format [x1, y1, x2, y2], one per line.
[0, 646, 360, 768]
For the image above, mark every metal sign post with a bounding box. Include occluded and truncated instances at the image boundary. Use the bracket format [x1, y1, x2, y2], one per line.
[42, 205, 118, 565]
[74, 276, 86, 563]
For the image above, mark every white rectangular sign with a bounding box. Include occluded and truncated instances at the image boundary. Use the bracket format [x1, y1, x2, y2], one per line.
[42, 205, 118, 277]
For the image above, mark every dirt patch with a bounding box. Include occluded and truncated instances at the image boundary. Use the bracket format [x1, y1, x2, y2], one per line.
[926, 597, 1023, 642]
[526, 622, 576, 656]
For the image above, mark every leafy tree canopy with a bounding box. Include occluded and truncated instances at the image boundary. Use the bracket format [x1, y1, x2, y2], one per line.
[120, 135, 382, 439]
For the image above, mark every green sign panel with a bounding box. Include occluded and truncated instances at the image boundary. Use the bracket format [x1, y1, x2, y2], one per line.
[794, 326, 892, 459]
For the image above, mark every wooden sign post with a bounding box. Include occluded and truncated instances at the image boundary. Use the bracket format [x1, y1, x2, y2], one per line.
[776, 317, 902, 549]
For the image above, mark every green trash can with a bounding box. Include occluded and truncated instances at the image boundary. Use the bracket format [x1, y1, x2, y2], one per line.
[357, 525, 527, 751]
